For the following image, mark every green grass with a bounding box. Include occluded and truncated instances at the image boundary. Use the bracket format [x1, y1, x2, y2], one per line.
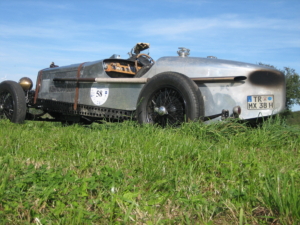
[286, 111, 300, 125]
[0, 118, 299, 224]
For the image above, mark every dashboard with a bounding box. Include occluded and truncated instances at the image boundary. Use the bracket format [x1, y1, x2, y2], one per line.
[104, 60, 142, 77]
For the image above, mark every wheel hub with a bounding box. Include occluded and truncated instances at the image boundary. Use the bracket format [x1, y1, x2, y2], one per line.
[155, 106, 168, 116]
[169, 105, 176, 113]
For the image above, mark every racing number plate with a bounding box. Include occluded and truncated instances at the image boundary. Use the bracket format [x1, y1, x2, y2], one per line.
[247, 95, 274, 110]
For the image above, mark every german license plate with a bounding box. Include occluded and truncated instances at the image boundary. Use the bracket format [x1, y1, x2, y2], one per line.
[247, 95, 274, 110]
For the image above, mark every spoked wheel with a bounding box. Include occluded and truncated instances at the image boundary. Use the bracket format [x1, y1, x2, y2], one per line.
[0, 92, 14, 120]
[136, 72, 204, 127]
[146, 87, 185, 126]
[0, 81, 26, 123]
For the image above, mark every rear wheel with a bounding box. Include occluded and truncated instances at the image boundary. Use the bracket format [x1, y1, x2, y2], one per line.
[0, 81, 26, 123]
[136, 72, 204, 127]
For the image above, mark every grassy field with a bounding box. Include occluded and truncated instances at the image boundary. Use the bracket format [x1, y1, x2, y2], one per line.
[0, 117, 299, 224]
[286, 111, 300, 126]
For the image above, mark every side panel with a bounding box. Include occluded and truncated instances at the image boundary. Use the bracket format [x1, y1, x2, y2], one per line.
[77, 82, 143, 110]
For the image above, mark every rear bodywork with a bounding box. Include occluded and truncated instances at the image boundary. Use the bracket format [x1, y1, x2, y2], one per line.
[150, 56, 285, 120]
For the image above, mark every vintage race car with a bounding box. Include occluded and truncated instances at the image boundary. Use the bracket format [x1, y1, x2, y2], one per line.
[0, 43, 286, 126]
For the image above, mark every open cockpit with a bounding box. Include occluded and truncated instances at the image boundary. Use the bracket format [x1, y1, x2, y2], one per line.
[103, 43, 155, 78]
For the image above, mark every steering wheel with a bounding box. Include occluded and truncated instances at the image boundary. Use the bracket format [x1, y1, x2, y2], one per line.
[135, 53, 155, 72]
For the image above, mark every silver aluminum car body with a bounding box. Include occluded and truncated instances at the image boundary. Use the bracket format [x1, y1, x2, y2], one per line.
[36, 48, 285, 122]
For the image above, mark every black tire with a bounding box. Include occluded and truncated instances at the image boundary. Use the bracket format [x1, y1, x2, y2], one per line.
[0, 81, 26, 123]
[136, 72, 204, 126]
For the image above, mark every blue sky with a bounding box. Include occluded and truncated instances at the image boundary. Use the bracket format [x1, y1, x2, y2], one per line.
[1, 0, 300, 111]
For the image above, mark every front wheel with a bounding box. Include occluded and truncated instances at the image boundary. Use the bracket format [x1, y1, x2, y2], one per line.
[136, 72, 204, 127]
[0, 81, 26, 123]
